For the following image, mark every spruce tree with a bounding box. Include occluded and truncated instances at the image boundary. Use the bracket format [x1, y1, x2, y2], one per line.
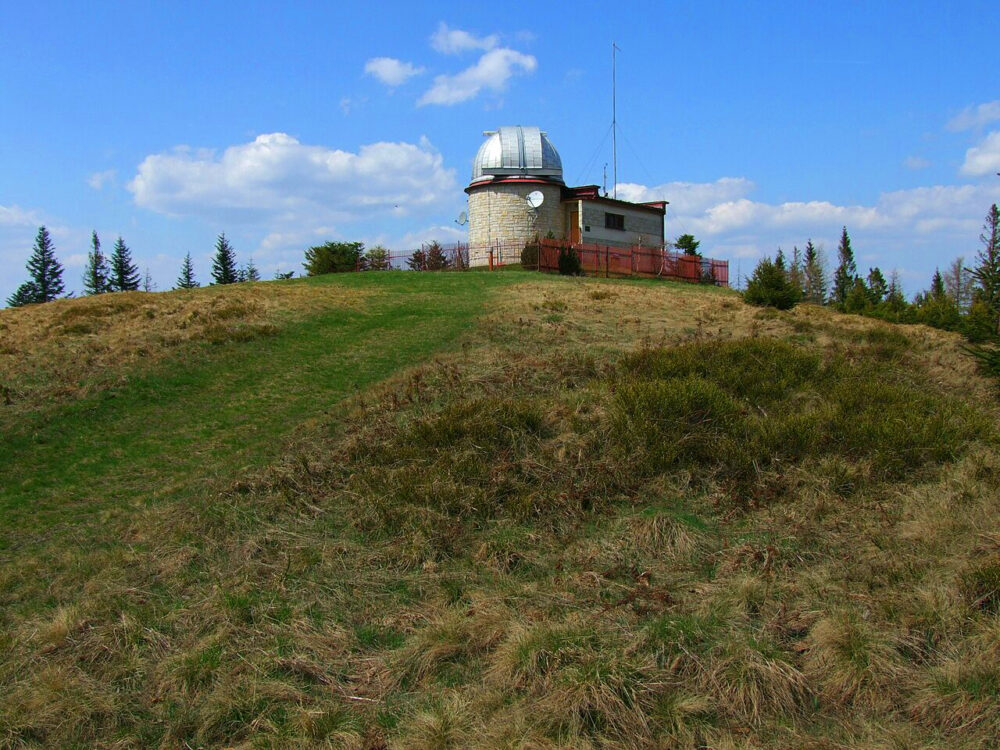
[109, 236, 140, 292]
[82, 230, 110, 295]
[24, 226, 65, 302]
[802, 239, 827, 304]
[743, 254, 801, 310]
[884, 271, 908, 314]
[832, 226, 858, 307]
[866, 267, 887, 305]
[971, 203, 1000, 335]
[175, 253, 199, 289]
[242, 258, 261, 282]
[675, 233, 701, 256]
[788, 245, 805, 296]
[930, 268, 946, 300]
[142, 268, 156, 292]
[211, 233, 238, 284]
[774, 247, 787, 270]
[6, 281, 39, 307]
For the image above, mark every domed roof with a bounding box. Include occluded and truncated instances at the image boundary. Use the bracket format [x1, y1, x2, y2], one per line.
[470, 126, 563, 185]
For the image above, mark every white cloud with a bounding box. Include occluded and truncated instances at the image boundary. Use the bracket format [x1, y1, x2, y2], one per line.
[0, 204, 41, 227]
[430, 23, 498, 54]
[947, 100, 1000, 131]
[395, 224, 465, 249]
[960, 130, 1000, 176]
[617, 177, 754, 216]
[87, 169, 117, 190]
[418, 47, 537, 106]
[903, 155, 930, 170]
[128, 133, 457, 224]
[364, 57, 424, 87]
[0, 207, 79, 303]
[617, 177, 997, 293]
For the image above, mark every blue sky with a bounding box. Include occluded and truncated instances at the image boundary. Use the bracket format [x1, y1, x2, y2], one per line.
[2, 1, 999, 302]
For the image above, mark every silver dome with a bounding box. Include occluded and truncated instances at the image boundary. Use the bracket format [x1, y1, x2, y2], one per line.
[470, 126, 563, 184]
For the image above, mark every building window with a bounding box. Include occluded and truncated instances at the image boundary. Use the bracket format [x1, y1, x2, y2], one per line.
[605, 212, 625, 230]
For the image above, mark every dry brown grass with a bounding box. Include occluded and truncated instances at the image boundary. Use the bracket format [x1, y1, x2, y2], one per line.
[3, 272, 1000, 748]
[0, 281, 367, 412]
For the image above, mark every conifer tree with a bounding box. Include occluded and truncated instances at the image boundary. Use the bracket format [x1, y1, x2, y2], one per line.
[788, 245, 805, 296]
[832, 226, 858, 307]
[6, 281, 39, 307]
[424, 242, 452, 270]
[675, 233, 701, 256]
[175, 253, 199, 289]
[943, 256, 973, 312]
[803, 240, 827, 304]
[971, 203, 1000, 334]
[930, 268, 946, 299]
[83, 230, 110, 295]
[211, 233, 238, 284]
[22, 226, 65, 302]
[743, 254, 801, 310]
[884, 271, 908, 314]
[108, 236, 140, 292]
[866, 267, 887, 305]
[242, 258, 261, 282]
[774, 247, 786, 270]
[142, 268, 156, 292]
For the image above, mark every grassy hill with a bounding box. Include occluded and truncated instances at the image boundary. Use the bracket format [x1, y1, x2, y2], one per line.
[1, 270, 998, 749]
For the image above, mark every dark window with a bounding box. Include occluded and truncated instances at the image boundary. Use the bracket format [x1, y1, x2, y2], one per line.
[605, 212, 625, 230]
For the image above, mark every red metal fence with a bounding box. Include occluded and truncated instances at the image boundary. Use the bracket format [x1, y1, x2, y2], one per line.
[536, 239, 729, 286]
[352, 239, 728, 287]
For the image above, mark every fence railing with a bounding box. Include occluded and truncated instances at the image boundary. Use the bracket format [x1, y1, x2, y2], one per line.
[348, 239, 728, 287]
[536, 239, 729, 286]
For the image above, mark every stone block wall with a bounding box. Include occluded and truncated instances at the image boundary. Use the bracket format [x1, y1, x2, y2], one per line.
[467, 182, 566, 266]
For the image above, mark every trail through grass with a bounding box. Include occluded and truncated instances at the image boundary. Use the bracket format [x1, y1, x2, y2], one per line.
[2, 271, 1000, 749]
[0, 271, 520, 548]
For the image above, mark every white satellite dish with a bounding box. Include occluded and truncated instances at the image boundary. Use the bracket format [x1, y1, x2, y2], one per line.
[455, 211, 468, 226]
[526, 190, 544, 209]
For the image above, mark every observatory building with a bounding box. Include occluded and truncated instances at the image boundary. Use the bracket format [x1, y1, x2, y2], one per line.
[465, 125, 667, 265]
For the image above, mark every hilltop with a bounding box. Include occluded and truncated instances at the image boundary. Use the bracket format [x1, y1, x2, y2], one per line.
[1, 270, 998, 749]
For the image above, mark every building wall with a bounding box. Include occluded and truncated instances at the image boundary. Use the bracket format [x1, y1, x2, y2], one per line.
[467, 182, 566, 265]
[579, 201, 664, 248]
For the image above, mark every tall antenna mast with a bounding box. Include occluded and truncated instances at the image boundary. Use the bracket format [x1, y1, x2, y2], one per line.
[612, 41, 619, 199]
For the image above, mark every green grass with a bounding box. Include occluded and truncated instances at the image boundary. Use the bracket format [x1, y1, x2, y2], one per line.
[0, 271, 521, 549]
[2, 271, 1000, 749]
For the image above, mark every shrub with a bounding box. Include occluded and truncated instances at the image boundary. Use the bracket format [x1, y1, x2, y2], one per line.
[558, 245, 582, 276]
[521, 240, 539, 269]
[743, 256, 801, 310]
[303, 241, 364, 275]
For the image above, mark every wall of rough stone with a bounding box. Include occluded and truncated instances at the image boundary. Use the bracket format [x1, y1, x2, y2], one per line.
[579, 201, 665, 248]
[467, 182, 566, 266]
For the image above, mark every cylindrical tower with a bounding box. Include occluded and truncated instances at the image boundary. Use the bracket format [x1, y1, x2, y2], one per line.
[465, 126, 564, 265]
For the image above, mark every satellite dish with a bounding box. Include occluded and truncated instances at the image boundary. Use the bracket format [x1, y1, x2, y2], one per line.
[455, 211, 468, 226]
[526, 190, 544, 209]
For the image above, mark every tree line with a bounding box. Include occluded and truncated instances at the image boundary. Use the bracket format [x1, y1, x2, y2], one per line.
[301, 240, 459, 274]
[743, 204, 999, 337]
[742, 203, 1000, 376]
[5, 230, 281, 307]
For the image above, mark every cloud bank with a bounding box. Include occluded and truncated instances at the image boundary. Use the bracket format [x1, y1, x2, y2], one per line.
[418, 47, 536, 106]
[128, 133, 456, 224]
[960, 131, 1000, 176]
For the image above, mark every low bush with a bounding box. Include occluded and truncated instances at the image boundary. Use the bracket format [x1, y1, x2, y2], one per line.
[612, 338, 991, 503]
[558, 245, 582, 276]
[743, 256, 801, 310]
